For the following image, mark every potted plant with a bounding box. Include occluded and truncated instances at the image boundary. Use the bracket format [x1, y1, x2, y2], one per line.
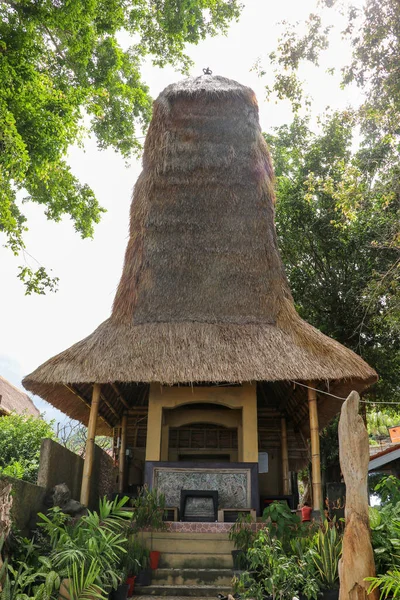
[235, 528, 316, 600]
[130, 539, 151, 587]
[131, 486, 166, 571]
[38, 496, 132, 598]
[305, 519, 342, 600]
[228, 513, 256, 571]
[120, 536, 144, 594]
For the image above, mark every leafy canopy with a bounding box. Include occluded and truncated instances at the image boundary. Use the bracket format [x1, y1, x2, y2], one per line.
[0, 412, 55, 482]
[268, 111, 400, 407]
[0, 0, 241, 293]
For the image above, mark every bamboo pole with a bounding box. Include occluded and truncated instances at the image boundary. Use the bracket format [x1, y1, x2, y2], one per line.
[281, 416, 290, 495]
[64, 384, 112, 430]
[308, 382, 323, 512]
[118, 413, 128, 494]
[80, 383, 101, 506]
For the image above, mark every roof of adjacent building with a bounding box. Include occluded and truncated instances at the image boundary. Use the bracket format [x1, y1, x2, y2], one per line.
[0, 376, 40, 417]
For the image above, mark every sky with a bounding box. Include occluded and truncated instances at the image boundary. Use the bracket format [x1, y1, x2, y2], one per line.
[0, 0, 363, 425]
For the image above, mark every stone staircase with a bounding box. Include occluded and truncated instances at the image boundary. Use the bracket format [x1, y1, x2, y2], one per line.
[135, 531, 234, 597]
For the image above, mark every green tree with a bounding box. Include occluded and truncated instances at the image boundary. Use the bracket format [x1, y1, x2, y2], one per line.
[259, 0, 400, 338]
[267, 112, 400, 406]
[0, 412, 56, 482]
[0, 0, 241, 293]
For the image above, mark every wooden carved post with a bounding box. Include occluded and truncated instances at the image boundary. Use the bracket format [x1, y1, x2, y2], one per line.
[281, 416, 290, 495]
[80, 383, 101, 506]
[308, 383, 322, 512]
[338, 391, 378, 600]
[118, 413, 128, 494]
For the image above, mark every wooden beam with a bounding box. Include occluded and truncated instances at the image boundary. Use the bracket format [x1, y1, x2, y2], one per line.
[281, 416, 290, 495]
[118, 413, 128, 494]
[100, 391, 119, 420]
[111, 383, 130, 409]
[80, 383, 101, 506]
[308, 382, 323, 512]
[64, 384, 112, 430]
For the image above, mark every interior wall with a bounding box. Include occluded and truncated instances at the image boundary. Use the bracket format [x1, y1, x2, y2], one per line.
[258, 448, 281, 496]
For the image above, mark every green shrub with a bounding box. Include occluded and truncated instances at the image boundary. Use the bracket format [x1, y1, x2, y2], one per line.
[0, 413, 55, 483]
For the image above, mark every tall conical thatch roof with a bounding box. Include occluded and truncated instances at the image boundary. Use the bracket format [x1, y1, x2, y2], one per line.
[23, 75, 377, 434]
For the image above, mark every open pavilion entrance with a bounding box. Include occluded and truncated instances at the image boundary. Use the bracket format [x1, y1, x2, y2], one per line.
[108, 381, 321, 519]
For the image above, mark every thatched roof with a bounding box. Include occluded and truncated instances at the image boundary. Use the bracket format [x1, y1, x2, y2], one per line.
[23, 75, 377, 434]
[0, 376, 39, 417]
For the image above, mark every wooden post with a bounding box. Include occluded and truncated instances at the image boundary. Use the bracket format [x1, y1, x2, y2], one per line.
[80, 383, 101, 507]
[118, 413, 128, 494]
[308, 383, 322, 512]
[338, 391, 378, 600]
[281, 416, 290, 495]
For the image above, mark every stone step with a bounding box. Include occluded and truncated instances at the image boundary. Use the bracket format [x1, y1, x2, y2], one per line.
[152, 568, 233, 586]
[159, 552, 233, 569]
[135, 584, 232, 597]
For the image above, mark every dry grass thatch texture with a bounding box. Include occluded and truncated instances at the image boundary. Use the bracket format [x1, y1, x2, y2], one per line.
[23, 75, 377, 427]
[0, 376, 39, 417]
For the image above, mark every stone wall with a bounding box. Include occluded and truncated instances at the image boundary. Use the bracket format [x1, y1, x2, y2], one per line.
[38, 439, 83, 499]
[0, 475, 46, 535]
[38, 438, 118, 509]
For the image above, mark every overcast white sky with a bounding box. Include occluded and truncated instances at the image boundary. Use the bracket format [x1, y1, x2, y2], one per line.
[0, 0, 363, 424]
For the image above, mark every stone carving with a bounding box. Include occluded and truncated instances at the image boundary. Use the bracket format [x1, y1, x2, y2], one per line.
[154, 469, 249, 508]
[51, 483, 87, 517]
[338, 391, 378, 600]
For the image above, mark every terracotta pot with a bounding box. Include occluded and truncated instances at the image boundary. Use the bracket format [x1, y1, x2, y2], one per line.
[126, 576, 136, 596]
[149, 550, 160, 570]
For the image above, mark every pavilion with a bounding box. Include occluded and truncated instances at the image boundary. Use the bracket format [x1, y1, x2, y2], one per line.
[23, 75, 377, 517]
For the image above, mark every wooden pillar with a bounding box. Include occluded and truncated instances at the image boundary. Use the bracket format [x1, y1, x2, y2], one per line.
[161, 425, 169, 461]
[242, 387, 258, 463]
[308, 383, 322, 512]
[80, 383, 101, 506]
[281, 416, 290, 495]
[145, 388, 163, 461]
[118, 413, 128, 494]
[237, 424, 243, 462]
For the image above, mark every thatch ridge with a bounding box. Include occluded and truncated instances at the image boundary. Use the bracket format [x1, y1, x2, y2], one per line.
[23, 74, 377, 426]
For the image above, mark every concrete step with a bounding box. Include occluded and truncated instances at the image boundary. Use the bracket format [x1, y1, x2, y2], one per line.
[159, 552, 233, 569]
[144, 533, 234, 555]
[135, 584, 232, 597]
[151, 568, 233, 586]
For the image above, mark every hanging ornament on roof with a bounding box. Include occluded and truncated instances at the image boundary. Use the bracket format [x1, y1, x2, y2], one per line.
[202, 67, 213, 75]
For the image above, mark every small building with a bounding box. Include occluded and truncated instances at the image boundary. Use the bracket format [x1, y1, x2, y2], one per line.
[369, 444, 400, 478]
[0, 375, 39, 417]
[23, 75, 377, 518]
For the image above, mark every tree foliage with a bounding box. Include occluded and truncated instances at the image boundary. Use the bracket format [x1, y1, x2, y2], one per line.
[0, 0, 241, 293]
[0, 412, 55, 482]
[268, 111, 400, 406]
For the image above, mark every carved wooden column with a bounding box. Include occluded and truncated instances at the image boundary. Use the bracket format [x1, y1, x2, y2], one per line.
[80, 383, 101, 506]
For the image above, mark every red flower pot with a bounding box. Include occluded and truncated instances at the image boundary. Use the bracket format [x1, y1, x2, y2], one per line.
[126, 576, 136, 596]
[149, 550, 160, 570]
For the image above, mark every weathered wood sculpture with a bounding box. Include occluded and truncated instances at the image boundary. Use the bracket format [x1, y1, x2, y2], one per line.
[338, 391, 378, 600]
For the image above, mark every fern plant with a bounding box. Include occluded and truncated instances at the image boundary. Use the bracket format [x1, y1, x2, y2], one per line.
[367, 570, 400, 599]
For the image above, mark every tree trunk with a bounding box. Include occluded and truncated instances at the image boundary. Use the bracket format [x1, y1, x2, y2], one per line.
[338, 391, 378, 600]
